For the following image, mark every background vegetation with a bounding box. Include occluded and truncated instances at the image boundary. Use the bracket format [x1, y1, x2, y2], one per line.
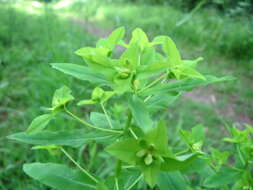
[0, 0, 252, 189]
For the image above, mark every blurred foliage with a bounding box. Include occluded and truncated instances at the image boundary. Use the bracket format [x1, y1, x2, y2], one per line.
[106, 0, 253, 16]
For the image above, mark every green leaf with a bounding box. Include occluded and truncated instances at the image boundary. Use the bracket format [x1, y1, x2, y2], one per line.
[23, 163, 96, 190]
[129, 95, 153, 133]
[120, 43, 140, 68]
[107, 26, 125, 50]
[153, 36, 181, 66]
[142, 75, 235, 96]
[77, 99, 97, 106]
[145, 121, 170, 156]
[141, 161, 160, 187]
[26, 114, 53, 134]
[52, 86, 74, 109]
[106, 139, 141, 165]
[203, 168, 243, 188]
[145, 93, 180, 112]
[158, 172, 189, 190]
[8, 129, 119, 148]
[130, 28, 149, 50]
[161, 153, 197, 171]
[51, 63, 109, 85]
[96, 183, 109, 190]
[90, 112, 120, 129]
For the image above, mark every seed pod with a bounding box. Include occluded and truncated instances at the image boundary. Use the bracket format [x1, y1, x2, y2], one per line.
[91, 87, 104, 102]
[136, 149, 147, 158]
[144, 154, 153, 165]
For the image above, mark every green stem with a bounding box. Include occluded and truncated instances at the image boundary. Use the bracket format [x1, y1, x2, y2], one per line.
[101, 103, 113, 129]
[130, 128, 138, 139]
[175, 149, 189, 156]
[124, 111, 138, 139]
[138, 73, 167, 94]
[64, 106, 122, 134]
[61, 147, 98, 184]
[115, 177, 119, 190]
[126, 174, 142, 190]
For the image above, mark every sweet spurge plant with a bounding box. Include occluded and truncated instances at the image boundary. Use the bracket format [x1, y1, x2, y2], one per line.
[9, 27, 253, 189]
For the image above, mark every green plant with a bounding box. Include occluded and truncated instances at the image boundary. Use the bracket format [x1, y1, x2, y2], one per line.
[8, 27, 252, 189]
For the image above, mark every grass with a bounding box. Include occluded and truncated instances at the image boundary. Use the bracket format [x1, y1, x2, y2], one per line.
[0, 0, 252, 189]
[0, 2, 96, 189]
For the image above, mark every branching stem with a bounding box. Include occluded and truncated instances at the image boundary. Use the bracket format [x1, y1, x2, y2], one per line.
[61, 147, 98, 184]
[64, 106, 122, 134]
[138, 73, 167, 94]
[101, 103, 113, 129]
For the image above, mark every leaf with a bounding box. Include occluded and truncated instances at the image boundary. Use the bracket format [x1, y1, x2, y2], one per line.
[129, 95, 153, 133]
[90, 112, 120, 129]
[77, 99, 97, 106]
[120, 43, 140, 68]
[145, 121, 170, 156]
[8, 129, 119, 148]
[203, 168, 243, 188]
[51, 63, 109, 85]
[26, 114, 53, 134]
[158, 172, 189, 190]
[106, 139, 141, 165]
[161, 153, 197, 171]
[192, 124, 205, 142]
[153, 36, 181, 65]
[96, 183, 109, 190]
[23, 163, 96, 190]
[107, 26, 125, 50]
[142, 75, 235, 96]
[130, 28, 149, 50]
[141, 161, 160, 187]
[52, 86, 74, 109]
[145, 93, 181, 111]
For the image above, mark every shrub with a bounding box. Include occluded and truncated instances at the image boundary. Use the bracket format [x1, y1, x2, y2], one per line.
[9, 27, 252, 189]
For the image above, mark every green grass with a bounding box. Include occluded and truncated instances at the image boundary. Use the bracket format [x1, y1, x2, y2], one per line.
[0, 2, 96, 189]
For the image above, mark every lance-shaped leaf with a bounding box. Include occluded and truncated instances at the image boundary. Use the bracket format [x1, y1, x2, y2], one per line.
[51, 63, 109, 85]
[140, 161, 160, 188]
[52, 86, 74, 110]
[144, 121, 171, 156]
[90, 112, 120, 129]
[161, 153, 197, 171]
[145, 93, 181, 112]
[129, 28, 149, 50]
[106, 139, 141, 165]
[97, 26, 125, 51]
[158, 172, 189, 190]
[8, 129, 119, 148]
[153, 36, 181, 66]
[129, 95, 153, 133]
[203, 168, 243, 188]
[26, 114, 53, 134]
[23, 163, 96, 190]
[141, 75, 235, 96]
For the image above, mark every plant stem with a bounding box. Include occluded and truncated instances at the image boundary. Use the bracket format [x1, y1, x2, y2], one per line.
[101, 103, 113, 129]
[126, 174, 143, 190]
[138, 73, 167, 94]
[124, 111, 138, 139]
[175, 149, 189, 156]
[115, 177, 119, 190]
[64, 106, 122, 134]
[61, 147, 98, 184]
[130, 128, 138, 139]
